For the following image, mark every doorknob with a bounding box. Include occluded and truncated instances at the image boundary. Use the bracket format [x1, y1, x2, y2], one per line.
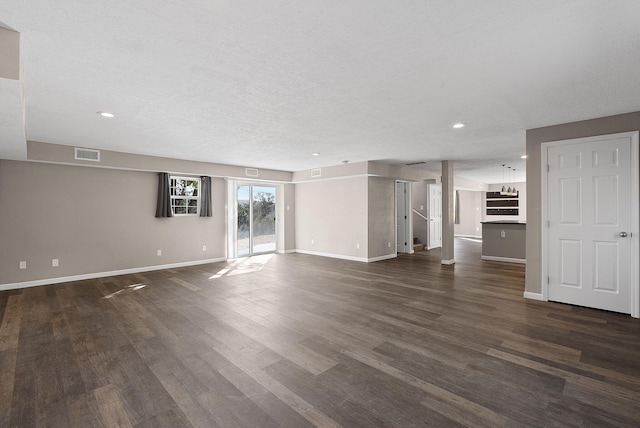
[619, 232, 628, 237]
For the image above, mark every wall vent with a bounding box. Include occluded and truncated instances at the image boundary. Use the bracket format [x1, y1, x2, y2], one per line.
[245, 168, 259, 177]
[75, 147, 100, 162]
[311, 168, 321, 177]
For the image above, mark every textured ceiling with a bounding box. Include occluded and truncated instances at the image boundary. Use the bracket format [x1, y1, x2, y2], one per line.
[1, 0, 640, 183]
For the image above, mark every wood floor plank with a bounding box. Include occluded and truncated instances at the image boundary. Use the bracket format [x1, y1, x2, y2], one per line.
[0, 294, 23, 352]
[93, 384, 134, 428]
[2, 238, 640, 426]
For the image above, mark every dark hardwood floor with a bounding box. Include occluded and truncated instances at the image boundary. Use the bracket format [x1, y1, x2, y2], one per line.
[1, 238, 640, 427]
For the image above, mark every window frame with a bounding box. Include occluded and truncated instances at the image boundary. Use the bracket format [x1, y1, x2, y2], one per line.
[169, 175, 201, 216]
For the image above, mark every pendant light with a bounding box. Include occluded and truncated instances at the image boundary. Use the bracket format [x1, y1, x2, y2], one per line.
[500, 164, 507, 195]
[512, 169, 517, 196]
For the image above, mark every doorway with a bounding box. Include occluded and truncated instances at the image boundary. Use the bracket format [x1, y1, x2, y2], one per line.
[237, 184, 277, 256]
[428, 183, 442, 249]
[542, 131, 639, 316]
[396, 181, 411, 253]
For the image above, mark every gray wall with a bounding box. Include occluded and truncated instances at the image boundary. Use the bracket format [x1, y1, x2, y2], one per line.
[368, 177, 395, 258]
[455, 190, 482, 237]
[0, 160, 226, 285]
[525, 111, 640, 294]
[295, 176, 369, 258]
[482, 223, 526, 260]
[283, 183, 296, 252]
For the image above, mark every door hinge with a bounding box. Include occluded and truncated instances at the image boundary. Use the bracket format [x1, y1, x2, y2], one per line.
[547, 276, 550, 284]
[547, 220, 550, 228]
[547, 164, 550, 172]
[405, 215, 407, 219]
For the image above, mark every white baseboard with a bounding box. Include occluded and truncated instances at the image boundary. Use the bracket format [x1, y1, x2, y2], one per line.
[294, 249, 396, 263]
[454, 234, 482, 239]
[441, 259, 456, 265]
[0, 257, 227, 292]
[523, 291, 545, 301]
[481, 255, 526, 264]
[368, 253, 397, 262]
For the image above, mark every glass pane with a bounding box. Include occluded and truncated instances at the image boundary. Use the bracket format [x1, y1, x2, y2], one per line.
[188, 199, 198, 207]
[237, 185, 250, 257]
[174, 206, 186, 214]
[187, 206, 197, 214]
[174, 179, 186, 196]
[174, 198, 186, 206]
[252, 186, 276, 253]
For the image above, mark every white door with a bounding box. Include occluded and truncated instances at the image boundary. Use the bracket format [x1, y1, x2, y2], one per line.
[396, 182, 410, 253]
[428, 184, 442, 249]
[545, 132, 638, 315]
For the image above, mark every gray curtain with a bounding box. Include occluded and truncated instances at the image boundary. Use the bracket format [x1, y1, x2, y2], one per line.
[200, 176, 212, 217]
[155, 172, 173, 218]
[454, 190, 460, 224]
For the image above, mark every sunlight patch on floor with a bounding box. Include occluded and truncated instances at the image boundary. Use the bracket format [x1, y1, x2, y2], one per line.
[209, 253, 274, 279]
[459, 237, 482, 243]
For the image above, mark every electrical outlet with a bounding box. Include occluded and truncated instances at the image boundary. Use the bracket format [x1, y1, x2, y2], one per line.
[356, 243, 360, 249]
[388, 242, 391, 248]
[202, 245, 207, 252]
[500, 230, 506, 238]
[286, 205, 290, 211]
[420, 205, 424, 210]
[311, 239, 314, 245]
[157, 249, 162, 256]
[19, 260, 26, 270]
[52, 258, 59, 267]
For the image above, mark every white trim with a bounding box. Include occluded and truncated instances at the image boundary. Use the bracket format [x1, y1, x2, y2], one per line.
[291, 173, 375, 184]
[441, 259, 455, 265]
[280, 249, 297, 254]
[481, 255, 526, 264]
[295, 249, 395, 263]
[0, 257, 227, 292]
[523, 291, 545, 301]
[454, 234, 483, 239]
[631, 132, 640, 318]
[541, 131, 639, 317]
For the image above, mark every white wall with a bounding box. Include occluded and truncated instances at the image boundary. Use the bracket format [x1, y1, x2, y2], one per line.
[368, 177, 396, 259]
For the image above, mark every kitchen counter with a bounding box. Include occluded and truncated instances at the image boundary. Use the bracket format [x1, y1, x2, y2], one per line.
[480, 221, 526, 263]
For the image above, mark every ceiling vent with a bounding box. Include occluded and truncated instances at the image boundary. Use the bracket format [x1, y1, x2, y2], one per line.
[75, 147, 100, 162]
[245, 168, 259, 177]
[311, 168, 321, 177]
[405, 161, 426, 166]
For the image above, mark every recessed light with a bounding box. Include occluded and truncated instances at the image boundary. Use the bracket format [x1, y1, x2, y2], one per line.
[452, 123, 465, 129]
[97, 111, 115, 118]
[312, 152, 321, 156]
[521, 155, 527, 159]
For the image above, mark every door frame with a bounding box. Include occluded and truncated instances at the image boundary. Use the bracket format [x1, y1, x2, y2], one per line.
[427, 183, 442, 250]
[541, 131, 639, 317]
[227, 180, 282, 258]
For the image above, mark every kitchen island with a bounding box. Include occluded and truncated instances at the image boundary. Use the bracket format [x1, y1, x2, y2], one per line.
[480, 221, 526, 263]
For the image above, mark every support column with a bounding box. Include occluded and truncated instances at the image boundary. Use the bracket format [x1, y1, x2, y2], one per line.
[441, 160, 455, 264]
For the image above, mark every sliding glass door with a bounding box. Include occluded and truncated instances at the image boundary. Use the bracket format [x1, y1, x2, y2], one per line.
[237, 184, 276, 256]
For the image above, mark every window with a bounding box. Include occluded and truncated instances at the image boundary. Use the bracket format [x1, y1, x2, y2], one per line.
[170, 176, 200, 215]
